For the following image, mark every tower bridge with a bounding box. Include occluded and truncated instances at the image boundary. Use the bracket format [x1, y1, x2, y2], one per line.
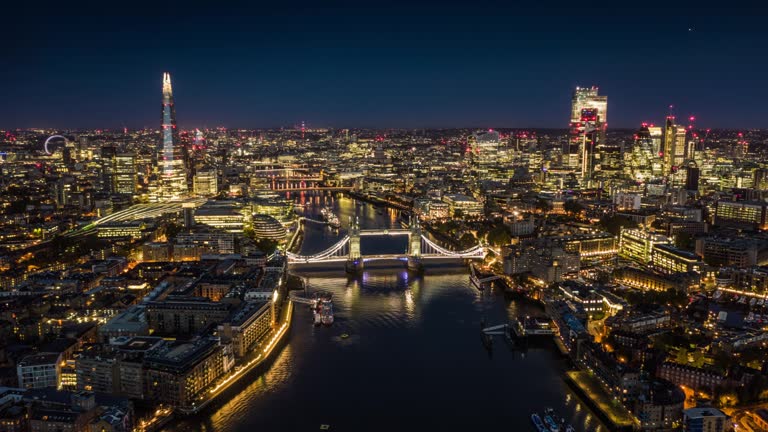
[286, 218, 485, 272]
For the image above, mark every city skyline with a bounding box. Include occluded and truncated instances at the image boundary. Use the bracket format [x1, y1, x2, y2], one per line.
[5, 3, 768, 129]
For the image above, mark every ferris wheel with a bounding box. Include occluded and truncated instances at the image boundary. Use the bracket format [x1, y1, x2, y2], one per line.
[44, 135, 68, 155]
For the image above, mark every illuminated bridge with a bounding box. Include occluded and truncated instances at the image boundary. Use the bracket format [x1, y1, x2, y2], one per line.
[287, 218, 485, 272]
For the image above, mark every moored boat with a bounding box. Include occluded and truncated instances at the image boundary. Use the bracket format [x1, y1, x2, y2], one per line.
[531, 414, 548, 432]
[544, 415, 560, 432]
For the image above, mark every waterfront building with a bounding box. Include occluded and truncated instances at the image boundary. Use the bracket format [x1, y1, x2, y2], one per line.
[112, 336, 165, 399]
[619, 228, 670, 264]
[145, 297, 232, 336]
[545, 300, 590, 358]
[217, 301, 272, 358]
[155, 72, 188, 202]
[143, 337, 229, 411]
[251, 214, 286, 240]
[578, 341, 639, 401]
[631, 380, 685, 431]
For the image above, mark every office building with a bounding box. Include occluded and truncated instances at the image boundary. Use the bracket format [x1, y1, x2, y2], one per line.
[193, 168, 218, 196]
[568, 87, 607, 184]
[469, 130, 500, 179]
[155, 72, 188, 202]
[663, 117, 687, 174]
[619, 228, 671, 264]
[113, 153, 138, 195]
[715, 200, 768, 230]
[651, 244, 704, 275]
[696, 237, 759, 267]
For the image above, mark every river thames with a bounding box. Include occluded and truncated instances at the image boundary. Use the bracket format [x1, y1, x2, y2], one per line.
[167, 193, 606, 432]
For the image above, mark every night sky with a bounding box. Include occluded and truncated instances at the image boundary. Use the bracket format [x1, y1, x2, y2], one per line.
[4, 2, 768, 129]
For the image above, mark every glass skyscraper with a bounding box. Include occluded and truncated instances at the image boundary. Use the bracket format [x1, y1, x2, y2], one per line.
[568, 86, 607, 186]
[156, 72, 188, 201]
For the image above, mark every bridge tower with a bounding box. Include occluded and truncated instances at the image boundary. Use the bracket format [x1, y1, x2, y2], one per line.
[346, 216, 363, 273]
[407, 217, 423, 271]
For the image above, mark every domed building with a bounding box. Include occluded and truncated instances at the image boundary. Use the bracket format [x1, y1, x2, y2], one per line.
[251, 214, 286, 240]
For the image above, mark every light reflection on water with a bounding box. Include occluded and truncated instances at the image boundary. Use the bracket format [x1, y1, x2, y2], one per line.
[166, 193, 605, 432]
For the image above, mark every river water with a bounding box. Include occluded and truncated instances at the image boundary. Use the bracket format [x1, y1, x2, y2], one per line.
[167, 192, 606, 432]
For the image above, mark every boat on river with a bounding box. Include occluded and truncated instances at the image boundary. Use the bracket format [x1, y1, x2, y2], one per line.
[544, 415, 560, 432]
[320, 207, 340, 228]
[311, 291, 334, 326]
[531, 414, 548, 432]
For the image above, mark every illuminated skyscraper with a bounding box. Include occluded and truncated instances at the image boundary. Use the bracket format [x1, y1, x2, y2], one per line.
[568, 87, 607, 185]
[156, 72, 188, 201]
[193, 168, 218, 197]
[469, 129, 500, 180]
[114, 153, 138, 195]
[662, 117, 687, 174]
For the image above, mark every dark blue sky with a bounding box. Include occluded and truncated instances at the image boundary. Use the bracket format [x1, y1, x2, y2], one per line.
[4, 2, 768, 129]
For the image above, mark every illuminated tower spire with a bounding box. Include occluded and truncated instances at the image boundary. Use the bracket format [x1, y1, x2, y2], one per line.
[156, 72, 188, 201]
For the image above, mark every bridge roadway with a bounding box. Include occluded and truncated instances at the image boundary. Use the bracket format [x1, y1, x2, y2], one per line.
[269, 186, 353, 191]
[358, 229, 409, 236]
[288, 253, 472, 264]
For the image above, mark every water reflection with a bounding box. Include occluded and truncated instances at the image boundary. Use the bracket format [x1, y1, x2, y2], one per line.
[166, 192, 605, 432]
